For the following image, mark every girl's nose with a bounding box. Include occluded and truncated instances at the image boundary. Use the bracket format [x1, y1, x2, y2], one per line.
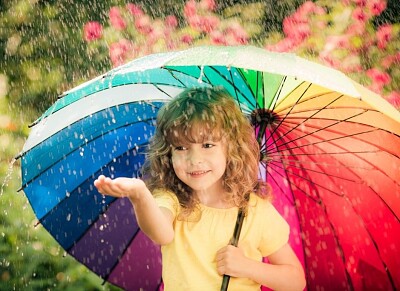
[188, 149, 203, 165]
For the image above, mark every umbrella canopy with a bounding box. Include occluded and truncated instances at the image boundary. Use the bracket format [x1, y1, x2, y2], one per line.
[19, 45, 400, 290]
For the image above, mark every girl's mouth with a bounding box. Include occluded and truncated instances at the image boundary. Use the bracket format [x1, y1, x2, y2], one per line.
[188, 170, 210, 176]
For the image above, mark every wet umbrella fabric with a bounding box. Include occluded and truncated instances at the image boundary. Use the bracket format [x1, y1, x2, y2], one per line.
[19, 46, 400, 290]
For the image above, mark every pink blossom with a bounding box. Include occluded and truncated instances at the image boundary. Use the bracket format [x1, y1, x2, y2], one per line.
[184, 0, 197, 18]
[341, 55, 363, 73]
[109, 7, 127, 30]
[386, 91, 400, 108]
[376, 24, 393, 49]
[83, 21, 103, 42]
[367, 68, 391, 84]
[352, 7, 371, 22]
[266, 38, 297, 52]
[199, 15, 220, 33]
[367, 0, 387, 16]
[346, 20, 366, 35]
[297, 1, 325, 15]
[199, 0, 216, 11]
[353, 0, 367, 6]
[210, 30, 226, 45]
[381, 52, 400, 69]
[109, 39, 134, 67]
[225, 23, 248, 44]
[181, 34, 193, 44]
[126, 3, 144, 17]
[319, 52, 341, 68]
[188, 14, 219, 33]
[165, 15, 178, 28]
[283, 16, 311, 44]
[135, 15, 153, 34]
[324, 35, 350, 51]
[366, 68, 391, 93]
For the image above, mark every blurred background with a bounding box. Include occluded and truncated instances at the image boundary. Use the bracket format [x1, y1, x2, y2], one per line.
[1, 0, 399, 289]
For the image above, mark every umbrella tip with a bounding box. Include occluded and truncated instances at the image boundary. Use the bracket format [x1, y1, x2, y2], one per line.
[28, 119, 40, 128]
[14, 152, 23, 160]
[57, 93, 67, 100]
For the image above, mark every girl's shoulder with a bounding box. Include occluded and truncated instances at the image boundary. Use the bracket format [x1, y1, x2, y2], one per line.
[153, 188, 181, 216]
[248, 192, 273, 209]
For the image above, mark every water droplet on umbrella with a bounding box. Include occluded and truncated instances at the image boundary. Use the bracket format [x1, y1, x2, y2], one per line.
[198, 65, 204, 83]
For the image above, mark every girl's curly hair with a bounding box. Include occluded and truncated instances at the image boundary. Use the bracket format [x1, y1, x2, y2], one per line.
[142, 87, 270, 216]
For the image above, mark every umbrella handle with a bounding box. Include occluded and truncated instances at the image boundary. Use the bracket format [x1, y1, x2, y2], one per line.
[220, 206, 246, 291]
[220, 275, 230, 291]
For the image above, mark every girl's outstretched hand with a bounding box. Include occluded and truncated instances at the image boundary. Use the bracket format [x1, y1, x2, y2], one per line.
[94, 175, 148, 201]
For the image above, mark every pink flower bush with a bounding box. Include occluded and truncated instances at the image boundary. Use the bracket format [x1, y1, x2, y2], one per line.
[109, 7, 127, 30]
[386, 91, 400, 108]
[367, 68, 391, 93]
[126, 3, 144, 17]
[83, 1, 249, 67]
[109, 39, 136, 67]
[265, 0, 399, 106]
[82, 0, 399, 108]
[376, 24, 393, 49]
[83, 21, 103, 42]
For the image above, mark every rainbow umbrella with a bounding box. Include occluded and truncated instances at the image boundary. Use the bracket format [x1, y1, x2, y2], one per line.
[19, 46, 400, 290]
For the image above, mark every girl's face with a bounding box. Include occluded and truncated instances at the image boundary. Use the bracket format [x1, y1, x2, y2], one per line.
[170, 131, 227, 198]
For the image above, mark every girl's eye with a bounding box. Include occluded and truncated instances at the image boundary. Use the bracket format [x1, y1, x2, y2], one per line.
[203, 143, 214, 149]
[174, 146, 187, 151]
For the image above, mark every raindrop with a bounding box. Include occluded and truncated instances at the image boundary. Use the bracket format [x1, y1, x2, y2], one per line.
[198, 65, 204, 83]
[66, 213, 71, 221]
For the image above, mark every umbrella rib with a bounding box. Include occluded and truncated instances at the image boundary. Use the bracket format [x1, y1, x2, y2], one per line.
[268, 154, 378, 171]
[268, 118, 400, 160]
[101, 226, 143, 284]
[152, 83, 176, 99]
[289, 135, 398, 289]
[21, 116, 156, 189]
[270, 133, 357, 289]
[164, 66, 213, 86]
[266, 125, 400, 200]
[261, 131, 315, 287]
[281, 134, 400, 219]
[213, 66, 256, 109]
[269, 75, 289, 113]
[263, 82, 314, 149]
[35, 142, 148, 228]
[266, 93, 345, 148]
[228, 69, 248, 110]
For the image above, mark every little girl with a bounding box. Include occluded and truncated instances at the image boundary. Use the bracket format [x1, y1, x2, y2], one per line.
[94, 87, 305, 290]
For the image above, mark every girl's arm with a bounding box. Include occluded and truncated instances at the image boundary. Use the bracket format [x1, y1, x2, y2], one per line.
[216, 243, 306, 291]
[94, 175, 174, 245]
